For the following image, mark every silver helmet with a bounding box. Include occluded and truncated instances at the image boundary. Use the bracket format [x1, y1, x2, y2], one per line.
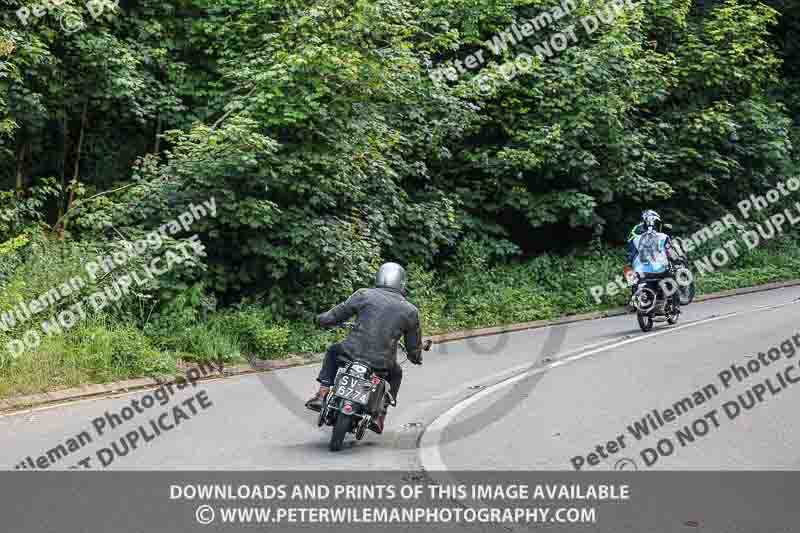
[375, 262, 407, 292]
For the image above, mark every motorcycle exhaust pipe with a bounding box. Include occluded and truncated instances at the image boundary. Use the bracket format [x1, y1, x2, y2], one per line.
[633, 287, 657, 314]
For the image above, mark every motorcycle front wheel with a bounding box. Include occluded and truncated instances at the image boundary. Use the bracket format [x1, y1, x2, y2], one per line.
[637, 313, 654, 332]
[329, 413, 352, 452]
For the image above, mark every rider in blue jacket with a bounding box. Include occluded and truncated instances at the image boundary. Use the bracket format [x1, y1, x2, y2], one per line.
[627, 210, 680, 307]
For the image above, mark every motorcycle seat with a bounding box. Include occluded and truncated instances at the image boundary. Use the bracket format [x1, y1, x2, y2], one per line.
[337, 356, 390, 378]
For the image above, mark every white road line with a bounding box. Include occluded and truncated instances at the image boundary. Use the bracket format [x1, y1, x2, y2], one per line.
[418, 299, 798, 472]
[428, 336, 628, 401]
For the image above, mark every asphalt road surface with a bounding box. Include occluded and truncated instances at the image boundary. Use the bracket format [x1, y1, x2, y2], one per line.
[3, 286, 800, 472]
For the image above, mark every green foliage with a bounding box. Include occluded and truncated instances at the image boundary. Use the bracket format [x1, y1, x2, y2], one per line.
[406, 262, 448, 333]
[0, 318, 175, 397]
[2, 0, 800, 398]
[162, 321, 243, 364]
[0, 177, 61, 241]
[3, 0, 799, 294]
[216, 307, 290, 358]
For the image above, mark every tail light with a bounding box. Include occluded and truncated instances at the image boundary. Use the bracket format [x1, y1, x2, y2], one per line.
[343, 403, 353, 413]
[371, 376, 381, 385]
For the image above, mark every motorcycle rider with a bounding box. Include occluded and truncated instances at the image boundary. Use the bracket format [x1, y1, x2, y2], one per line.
[305, 262, 423, 433]
[626, 210, 665, 295]
[626, 210, 680, 310]
[627, 210, 664, 253]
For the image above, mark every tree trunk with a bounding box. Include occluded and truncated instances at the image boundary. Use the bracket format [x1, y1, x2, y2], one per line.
[57, 114, 69, 224]
[15, 140, 26, 199]
[153, 113, 162, 154]
[67, 100, 88, 211]
[57, 101, 88, 239]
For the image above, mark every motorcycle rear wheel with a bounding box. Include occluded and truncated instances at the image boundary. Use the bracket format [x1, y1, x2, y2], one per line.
[329, 413, 352, 452]
[637, 313, 654, 332]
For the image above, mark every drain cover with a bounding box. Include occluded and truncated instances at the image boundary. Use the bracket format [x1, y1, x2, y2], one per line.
[403, 422, 423, 429]
[468, 385, 484, 390]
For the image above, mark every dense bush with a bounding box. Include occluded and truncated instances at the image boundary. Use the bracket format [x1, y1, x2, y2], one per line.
[2, 0, 799, 315]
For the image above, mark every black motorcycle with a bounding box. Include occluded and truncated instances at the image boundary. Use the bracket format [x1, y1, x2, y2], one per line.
[629, 271, 681, 332]
[624, 262, 680, 333]
[318, 337, 432, 452]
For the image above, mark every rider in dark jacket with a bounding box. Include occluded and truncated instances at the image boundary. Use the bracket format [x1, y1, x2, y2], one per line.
[305, 263, 422, 425]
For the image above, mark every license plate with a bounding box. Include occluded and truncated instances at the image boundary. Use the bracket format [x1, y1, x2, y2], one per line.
[334, 374, 372, 405]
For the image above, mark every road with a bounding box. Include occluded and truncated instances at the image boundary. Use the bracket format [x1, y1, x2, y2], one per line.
[3, 286, 800, 472]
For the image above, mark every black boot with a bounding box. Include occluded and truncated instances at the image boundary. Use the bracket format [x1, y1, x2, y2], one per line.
[305, 388, 329, 412]
[369, 412, 386, 434]
[305, 395, 323, 412]
[369, 398, 391, 433]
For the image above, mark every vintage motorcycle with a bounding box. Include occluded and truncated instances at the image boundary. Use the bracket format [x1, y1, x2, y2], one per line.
[318, 333, 432, 452]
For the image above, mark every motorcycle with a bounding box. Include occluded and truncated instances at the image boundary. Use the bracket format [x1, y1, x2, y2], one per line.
[318, 332, 432, 452]
[625, 263, 681, 332]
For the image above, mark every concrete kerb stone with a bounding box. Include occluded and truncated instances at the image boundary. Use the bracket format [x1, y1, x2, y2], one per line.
[3, 278, 800, 414]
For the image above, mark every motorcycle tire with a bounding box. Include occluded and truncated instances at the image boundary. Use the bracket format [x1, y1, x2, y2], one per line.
[667, 311, 679, 325]
[355, 416, 368, 441]
[678, 282, 696, 305]
[329, 413, 352, 452]
[637, 313, 654, 332]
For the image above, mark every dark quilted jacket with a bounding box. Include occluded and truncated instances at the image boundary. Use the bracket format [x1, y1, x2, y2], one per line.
[317, 287, 422, 369]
